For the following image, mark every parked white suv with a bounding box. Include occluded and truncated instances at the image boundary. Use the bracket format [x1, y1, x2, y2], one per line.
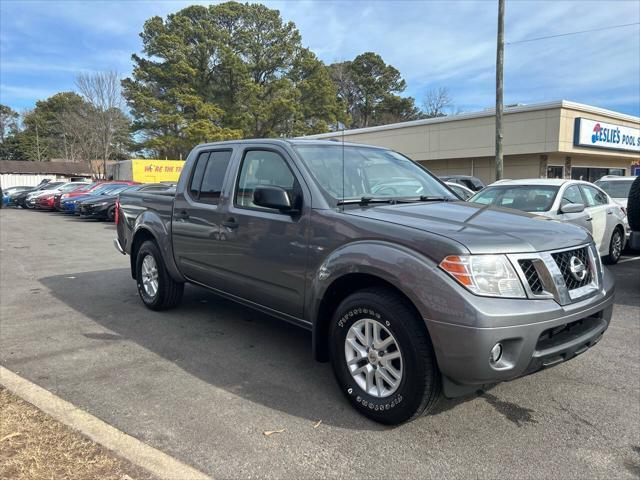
[595, 175, 637, 213]
[469, 179, 628, 264]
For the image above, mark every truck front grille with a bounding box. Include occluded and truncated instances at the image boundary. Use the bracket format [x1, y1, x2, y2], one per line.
[551, 246, 592, 291]
[508, 243, 600, 305]
[518, 259, 544, 294]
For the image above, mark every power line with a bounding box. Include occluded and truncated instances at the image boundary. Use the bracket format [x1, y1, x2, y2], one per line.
[507, 22, 640, 45]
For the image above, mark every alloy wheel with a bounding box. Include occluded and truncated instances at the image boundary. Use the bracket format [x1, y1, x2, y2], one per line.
[141, 254, 159, 298]
[611, 230, 622, 260]
[344, 318, 403, 398]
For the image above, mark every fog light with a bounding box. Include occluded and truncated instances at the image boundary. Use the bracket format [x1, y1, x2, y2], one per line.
[490, 343, 503, 364]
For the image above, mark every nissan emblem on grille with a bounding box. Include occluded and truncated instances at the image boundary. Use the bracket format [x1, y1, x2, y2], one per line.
[569, 256, 587, 282]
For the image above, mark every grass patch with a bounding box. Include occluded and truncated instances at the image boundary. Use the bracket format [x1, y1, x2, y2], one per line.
[0, 387, 155, 480]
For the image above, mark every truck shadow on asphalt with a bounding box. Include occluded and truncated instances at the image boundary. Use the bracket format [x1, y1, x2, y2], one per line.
[40, 268, 483, 430]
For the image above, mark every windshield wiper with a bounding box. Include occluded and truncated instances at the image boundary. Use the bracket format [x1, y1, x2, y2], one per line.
[337, 196, 407, 206]
[418, 195, 452, 202]
[337, 195, 453, 206]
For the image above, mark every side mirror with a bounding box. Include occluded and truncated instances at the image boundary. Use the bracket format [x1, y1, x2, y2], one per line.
[253, 186, 293, 212]
[560, 203, 585, 214]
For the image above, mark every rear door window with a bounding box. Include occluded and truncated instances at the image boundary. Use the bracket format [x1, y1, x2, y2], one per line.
[189, 152, 209, 199]
[199, 151, 233, 203]
[187, 150, 233, 204]
[580, 185, 608, 207]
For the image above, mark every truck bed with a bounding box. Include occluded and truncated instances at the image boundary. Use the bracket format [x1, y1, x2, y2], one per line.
[117, 188, 176, 255]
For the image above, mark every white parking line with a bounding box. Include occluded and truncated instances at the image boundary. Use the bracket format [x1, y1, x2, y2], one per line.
[618, 256, 640, 264]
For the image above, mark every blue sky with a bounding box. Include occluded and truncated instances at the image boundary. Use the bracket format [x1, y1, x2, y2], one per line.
[1, 0, 639, 116]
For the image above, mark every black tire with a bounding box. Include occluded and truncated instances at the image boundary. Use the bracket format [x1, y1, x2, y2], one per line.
[603, 227, 624, 265]
[329, 287, 441, 425]
[135, 240, 184, 311]
[106, 205, 116, 222]
[627, 176, 640, 232]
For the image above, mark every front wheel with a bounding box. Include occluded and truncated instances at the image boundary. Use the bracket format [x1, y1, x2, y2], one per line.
[106, 205, 116, 222]
[603, 227, 623, 264]
[329, 287, 441, 425]
[135, 240, 184, 310]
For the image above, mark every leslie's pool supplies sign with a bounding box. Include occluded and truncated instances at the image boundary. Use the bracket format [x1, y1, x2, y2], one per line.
[574, 118, 640, 153]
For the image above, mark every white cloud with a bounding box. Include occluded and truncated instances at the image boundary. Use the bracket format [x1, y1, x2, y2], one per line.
[0, 84, 58, 101]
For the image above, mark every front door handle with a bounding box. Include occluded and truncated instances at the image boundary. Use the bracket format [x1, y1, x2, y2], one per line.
[177, 210, 189, 220]
[586, 217, 592, 222]
[222, 217, 239, 229]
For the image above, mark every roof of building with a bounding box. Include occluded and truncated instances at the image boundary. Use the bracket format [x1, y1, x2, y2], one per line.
[302, 100, 640, 139]
[0, 160, 93, 176]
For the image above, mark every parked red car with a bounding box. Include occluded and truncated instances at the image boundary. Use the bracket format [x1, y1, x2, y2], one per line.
[36, 193, 57, 210]
[55, 181, 136, 210]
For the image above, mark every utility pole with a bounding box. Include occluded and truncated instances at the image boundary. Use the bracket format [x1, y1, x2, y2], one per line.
[495, 0, 505, 181]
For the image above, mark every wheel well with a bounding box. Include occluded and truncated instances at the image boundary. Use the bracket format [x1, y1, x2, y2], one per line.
[130, 229, 156, 279]
[313, 273, 423, 362]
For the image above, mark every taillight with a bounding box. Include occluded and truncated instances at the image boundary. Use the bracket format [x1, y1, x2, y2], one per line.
[115, 198, 120, 225]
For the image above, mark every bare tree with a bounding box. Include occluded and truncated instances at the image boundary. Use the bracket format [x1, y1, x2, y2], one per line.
[76, 71, 126, 178]
[423, 87, 454, 118]
[57, 105, 100, 166]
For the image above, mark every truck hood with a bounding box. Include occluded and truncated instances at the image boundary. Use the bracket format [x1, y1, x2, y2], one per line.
[345, 201, 591, 254]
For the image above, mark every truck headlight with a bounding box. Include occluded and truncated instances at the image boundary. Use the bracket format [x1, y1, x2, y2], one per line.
[439, 255, 526, 298]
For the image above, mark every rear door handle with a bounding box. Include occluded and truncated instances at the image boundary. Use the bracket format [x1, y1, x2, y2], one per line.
[586, 217, 592, 222]
[222, 217, 239, 229]
[177, 210, 189, 220]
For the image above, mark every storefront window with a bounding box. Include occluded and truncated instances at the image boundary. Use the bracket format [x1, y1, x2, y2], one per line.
[571, 167, 626, 182]
[546, 165, 563, 178]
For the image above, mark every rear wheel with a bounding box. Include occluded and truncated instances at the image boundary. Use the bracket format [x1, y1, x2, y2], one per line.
[603, 227, 623, 264]
[135, 240, 184, 310]
[329, 287, 441, 425]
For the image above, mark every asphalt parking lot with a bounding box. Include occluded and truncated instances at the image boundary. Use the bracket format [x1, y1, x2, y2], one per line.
[1, 208, 639, 479]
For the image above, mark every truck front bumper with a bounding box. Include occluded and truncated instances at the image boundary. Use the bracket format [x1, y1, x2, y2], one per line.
[427, 268, 615, 397]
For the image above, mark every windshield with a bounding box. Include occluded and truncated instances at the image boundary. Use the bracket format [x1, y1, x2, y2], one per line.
[470, 185, 559, 212]
[60, 183, 87, 192]
[294, 145, 455, 202]
[595, 179, 634, 199]
[90, 184, 125, 195]
[103, 185, 130, 195]
[77, 182, 101, 192]
[42, 182, 65, 190]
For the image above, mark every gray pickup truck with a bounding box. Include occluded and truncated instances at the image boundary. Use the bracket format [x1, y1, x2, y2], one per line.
[115, 139, 614, 425]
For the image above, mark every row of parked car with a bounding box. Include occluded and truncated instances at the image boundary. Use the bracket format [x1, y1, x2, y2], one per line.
[2, 172, 636, 264]
[1, 180, 174, 221]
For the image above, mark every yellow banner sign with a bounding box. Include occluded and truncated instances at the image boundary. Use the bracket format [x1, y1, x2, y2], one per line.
[131, 159, 185, 183]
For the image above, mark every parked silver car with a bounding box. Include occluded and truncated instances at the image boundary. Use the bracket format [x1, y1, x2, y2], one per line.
[445, 181, 475, 200]
[595, 175, 637, 212]
[469, 179, 627, 263]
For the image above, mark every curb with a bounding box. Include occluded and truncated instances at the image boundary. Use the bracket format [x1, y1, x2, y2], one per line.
[0, 366, 212, 480]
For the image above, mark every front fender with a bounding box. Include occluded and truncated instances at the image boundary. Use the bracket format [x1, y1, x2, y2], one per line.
[132, 211, 185, 283]
[308, 240, 456, 326]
